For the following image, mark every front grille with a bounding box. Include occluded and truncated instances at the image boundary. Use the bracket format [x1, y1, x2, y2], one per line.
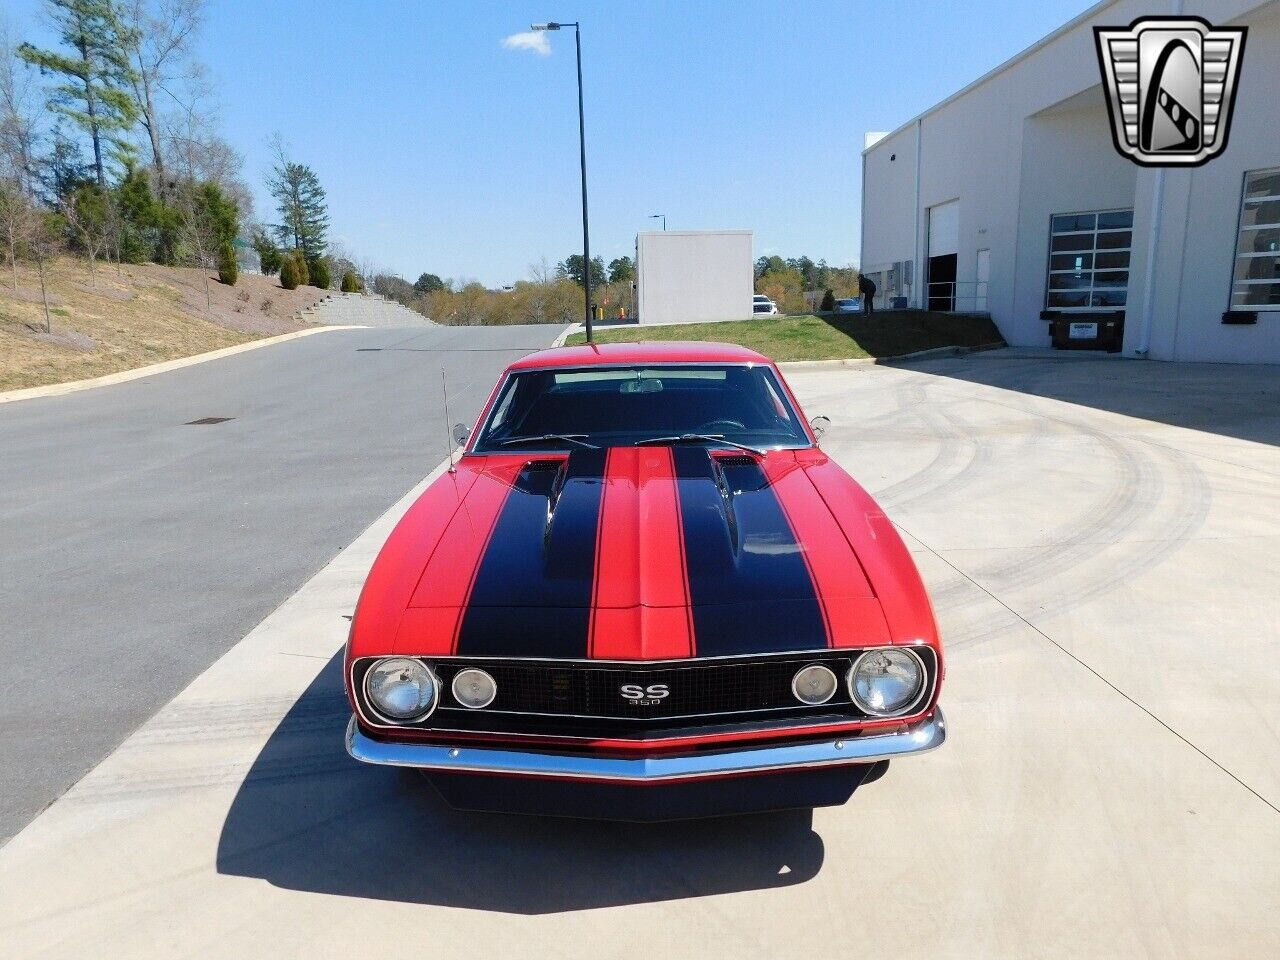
[435, 656, 856, 720]
[353, 649, 937, 741]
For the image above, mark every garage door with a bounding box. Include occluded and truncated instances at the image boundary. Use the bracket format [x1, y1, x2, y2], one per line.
[928, 200, 959, 257]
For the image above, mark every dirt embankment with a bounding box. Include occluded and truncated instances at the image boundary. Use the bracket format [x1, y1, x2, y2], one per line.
[0, 258, 332, 391]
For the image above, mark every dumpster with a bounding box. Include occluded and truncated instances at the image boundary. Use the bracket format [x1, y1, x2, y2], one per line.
[1045, 312, 1124, 353]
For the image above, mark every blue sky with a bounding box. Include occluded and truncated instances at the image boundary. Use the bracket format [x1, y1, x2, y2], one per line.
[6, 0, 1095, 285]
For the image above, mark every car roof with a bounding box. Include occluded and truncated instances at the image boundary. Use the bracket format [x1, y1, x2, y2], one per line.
[508, 341, 774, 371]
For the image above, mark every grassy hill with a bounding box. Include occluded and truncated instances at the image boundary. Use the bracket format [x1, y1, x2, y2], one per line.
[566, 311, 1006, 361]
[0, 258, 333, 391]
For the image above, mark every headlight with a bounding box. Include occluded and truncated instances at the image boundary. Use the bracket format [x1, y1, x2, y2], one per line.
[452, 668, 497, 709]
[791, 663, 838, 705]
[365, 657, 438, 721]
[849, 648, 926, 717]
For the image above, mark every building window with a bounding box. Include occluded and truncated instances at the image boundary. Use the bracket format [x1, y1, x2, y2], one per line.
[1231, 167, 1280, 310]
[1045, 209, 1132, 310]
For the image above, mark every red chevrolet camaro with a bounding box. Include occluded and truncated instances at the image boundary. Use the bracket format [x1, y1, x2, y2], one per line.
[345, 342, 945, 819]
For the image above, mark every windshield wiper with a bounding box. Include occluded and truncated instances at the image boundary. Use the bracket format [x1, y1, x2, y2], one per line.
[499, 433, 599, 450]
[634, 434, 765, 456]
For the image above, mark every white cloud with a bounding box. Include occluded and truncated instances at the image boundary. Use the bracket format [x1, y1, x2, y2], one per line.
[501, 31, 551, 56]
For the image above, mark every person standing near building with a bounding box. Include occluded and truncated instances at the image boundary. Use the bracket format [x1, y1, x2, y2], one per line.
[858, 273, 877, 315]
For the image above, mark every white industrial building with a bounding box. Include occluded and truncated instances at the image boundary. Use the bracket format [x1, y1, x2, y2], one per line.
[860, 0, 1280, 363]
[635, 230, 753, 325]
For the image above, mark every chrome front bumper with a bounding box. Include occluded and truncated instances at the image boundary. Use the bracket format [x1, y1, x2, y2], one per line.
[345, 708, 945, 782]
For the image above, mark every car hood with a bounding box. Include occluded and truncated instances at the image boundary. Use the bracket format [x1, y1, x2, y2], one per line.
[380, 446, 895, 661]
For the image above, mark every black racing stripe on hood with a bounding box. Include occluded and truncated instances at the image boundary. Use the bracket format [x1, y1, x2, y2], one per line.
[672, 446, 828, 656]
[455, 448, 607, 658]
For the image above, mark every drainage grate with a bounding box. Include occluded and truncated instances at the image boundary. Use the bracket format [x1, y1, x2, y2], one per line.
[185, 417, 234, 425]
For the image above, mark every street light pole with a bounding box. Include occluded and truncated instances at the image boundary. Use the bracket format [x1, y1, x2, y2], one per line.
[533, 21, 592, 342]
[649, 214, 666, 231]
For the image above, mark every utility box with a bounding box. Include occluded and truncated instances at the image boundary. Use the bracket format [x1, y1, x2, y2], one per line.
[635, 230, 753, 325]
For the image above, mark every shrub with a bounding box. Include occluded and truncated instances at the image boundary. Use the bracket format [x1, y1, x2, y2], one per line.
[279, 255, 300, 290]
[308, 257, 331, 289]
[820, 288, 835, 313]
[252, 228, 281, 275]
[291, 249, 309, 286]
[341, 270, 362, 293]
[217, 241, 238, 285]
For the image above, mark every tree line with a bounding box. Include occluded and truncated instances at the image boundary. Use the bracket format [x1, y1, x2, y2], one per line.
[755, 255, 861, 315]
[369, 254, 637, 326]
[0, 0, 355, 318]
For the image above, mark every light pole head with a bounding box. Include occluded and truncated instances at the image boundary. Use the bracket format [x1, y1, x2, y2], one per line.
[531, 22, 561, 31]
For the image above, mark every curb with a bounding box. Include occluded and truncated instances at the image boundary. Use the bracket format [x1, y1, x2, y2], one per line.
[780, 342, 1007, 369]
[0, 324, 368, 406]
[551, 323, 581, 347]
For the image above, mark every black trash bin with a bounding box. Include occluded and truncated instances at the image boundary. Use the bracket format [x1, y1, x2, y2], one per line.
[1043, 312, 1124, 353]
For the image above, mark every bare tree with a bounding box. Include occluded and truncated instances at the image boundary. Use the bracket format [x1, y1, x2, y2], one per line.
[164, 97, 251, 217]
[0, 176, 38, 290]
[120, 0, 202, 200]
[529, 256, 553, 286]
[0, 17, 41, 195]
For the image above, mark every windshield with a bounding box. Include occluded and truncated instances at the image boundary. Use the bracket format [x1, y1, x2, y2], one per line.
[473, 364, 810, 452]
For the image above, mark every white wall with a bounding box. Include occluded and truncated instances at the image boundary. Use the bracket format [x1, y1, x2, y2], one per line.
[635, 231, 753, 326]
[861, 123, 919, 282]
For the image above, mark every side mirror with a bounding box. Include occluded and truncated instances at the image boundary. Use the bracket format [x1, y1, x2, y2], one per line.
[452, 422, 471, 447]
[809, 415, 831, 439]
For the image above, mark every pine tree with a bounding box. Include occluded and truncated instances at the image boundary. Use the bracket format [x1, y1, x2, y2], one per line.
[279, 254, 299, 290]
[18, 0, 140, 189]
[340, 270, 361, 293]
[217, 240, 237, 285]
[289, 248, 309, 286]
[251, 227, 280, 275]
[268, 158, 328, 262]
[308, 257, 331, 289]
[115, 162, 155, 263]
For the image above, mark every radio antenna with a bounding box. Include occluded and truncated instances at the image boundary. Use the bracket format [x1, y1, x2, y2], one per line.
[441, 367, 456, 474]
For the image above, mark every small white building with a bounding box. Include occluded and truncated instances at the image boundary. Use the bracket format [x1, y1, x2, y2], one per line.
[635, 230, 753, 325]
[861, 0, 1280, 363]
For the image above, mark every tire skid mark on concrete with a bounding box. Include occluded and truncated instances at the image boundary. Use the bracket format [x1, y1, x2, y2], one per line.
[926, 415, 1152, 620]
[867, 380, 972, 507]
[945, 438, 1211, 651]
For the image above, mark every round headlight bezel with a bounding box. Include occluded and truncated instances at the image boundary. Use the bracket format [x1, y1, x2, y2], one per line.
[363, 657, 440, 724]
[791, 663, 839, 706]
[451, 667, 498, 709]
[848, 647, 928, 718]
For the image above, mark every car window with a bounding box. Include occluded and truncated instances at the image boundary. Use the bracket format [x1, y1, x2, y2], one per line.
[753, 303, 771, 312]
[473, 364, 810, 451]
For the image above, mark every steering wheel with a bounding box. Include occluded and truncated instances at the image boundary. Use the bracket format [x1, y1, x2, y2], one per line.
[696, 419, 747, 433]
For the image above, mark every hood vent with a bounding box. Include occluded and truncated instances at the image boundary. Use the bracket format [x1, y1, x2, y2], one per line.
[524, 458, 564, 471]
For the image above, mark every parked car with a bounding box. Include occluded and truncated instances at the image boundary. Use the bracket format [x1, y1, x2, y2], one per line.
[345, 342, 946, 820]
[752, 298, 780, 316]
[833, 297, 862, 314]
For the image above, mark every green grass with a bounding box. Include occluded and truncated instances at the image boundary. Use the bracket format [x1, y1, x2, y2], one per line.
[565, 311, 1005, 361]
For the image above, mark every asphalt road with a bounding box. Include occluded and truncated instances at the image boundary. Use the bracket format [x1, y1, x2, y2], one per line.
[0, 324, 562, 842]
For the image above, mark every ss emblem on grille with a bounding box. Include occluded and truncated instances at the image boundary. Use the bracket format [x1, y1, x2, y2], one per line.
[620, 683, 669, 705]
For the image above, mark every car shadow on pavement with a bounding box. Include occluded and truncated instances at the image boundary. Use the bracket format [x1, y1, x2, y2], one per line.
[216, 654, 833, 914]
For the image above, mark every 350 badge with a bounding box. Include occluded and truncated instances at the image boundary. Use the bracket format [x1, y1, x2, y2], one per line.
[619, 683, 670, 705]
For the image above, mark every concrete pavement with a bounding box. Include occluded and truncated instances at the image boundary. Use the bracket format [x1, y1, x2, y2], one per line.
[0, 351, 1277, 957]
[0, 324, 563, 843]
